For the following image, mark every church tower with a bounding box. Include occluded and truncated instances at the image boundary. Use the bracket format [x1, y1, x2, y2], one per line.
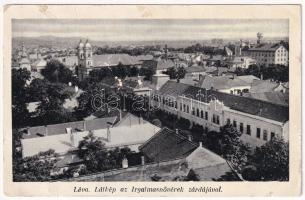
[77, 39, 93, 80]
[84, 39, 93, 67]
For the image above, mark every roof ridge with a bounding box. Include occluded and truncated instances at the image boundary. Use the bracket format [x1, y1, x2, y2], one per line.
[138, 127, 172, 150]
[163, 80, 289, 108]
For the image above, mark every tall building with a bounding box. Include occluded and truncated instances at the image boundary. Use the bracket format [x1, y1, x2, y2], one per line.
[243, 43, 289, 66]
[151, 80, 289, 147]
[77, 39, 93, 80]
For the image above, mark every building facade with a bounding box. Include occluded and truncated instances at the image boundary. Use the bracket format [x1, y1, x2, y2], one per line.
[243, 44, 288, 66]
[151, 81, 289, 147]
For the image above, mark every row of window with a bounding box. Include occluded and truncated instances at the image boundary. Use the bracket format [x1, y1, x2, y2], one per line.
[227, 118, 275, 141]
[251, 52, 288, 58]
[179, 103, 209, 120]
[277, 53, 287, 57]
[157, 95, 222, 126]
[277, 58, 287, 62]
[163, 98, 177, 109]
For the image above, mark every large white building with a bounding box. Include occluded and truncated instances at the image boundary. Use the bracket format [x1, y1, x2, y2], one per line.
[242, 43, 289, 66]
[151, 80, 289, 147]
[21, 115, 160, 158]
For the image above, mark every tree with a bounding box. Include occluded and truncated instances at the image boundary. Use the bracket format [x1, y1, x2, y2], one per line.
[28, 78, 50, 102]
[249, 137, 289, 181]
[35, 82, 75, 125]
[262, 64, 289, 82]
[78, 132, 132, 172]
[164, 67, 176, 79]
[12, 68, 31, 128]
[76, 83, 108, 118]
[111, 63, 129, 79]
[78, 132, 108, 172]
[89, 68, 113, 82]
[205, 125, 250, 172]
[176, 66, 187, 81]
[237, 64, 289, 82]
[13, 150, 58, 181]
[164, 66, 186, 81]
[130, 66, 139, 76]
[41, 59, 73, 83]
[139, 67, 155, 81]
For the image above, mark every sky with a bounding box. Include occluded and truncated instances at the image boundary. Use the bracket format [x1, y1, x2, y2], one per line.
[12, 19, 289, 41]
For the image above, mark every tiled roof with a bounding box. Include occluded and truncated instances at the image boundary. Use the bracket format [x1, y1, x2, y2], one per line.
[57, 55, 78, 67]
[158, 81, 289, 122]
[22, 123, 160, 157]
[57, 54, 150, 68]
[237, 75, 260, 84]
[139, 127, 198, 162]
[156, 59, 175, 70]
[186, 66, 205, 73]
[247, 43, 286, 52]
[198, 75, 250, 90]
[179, 77, 198, 86]
[186, 146, 237, 180]
[243, 92, 289, 106]
[250, 80, 280, 93]
[156, 80, 191, 97]
[94, 54, 142, 67]
[24, 117, 117, 139]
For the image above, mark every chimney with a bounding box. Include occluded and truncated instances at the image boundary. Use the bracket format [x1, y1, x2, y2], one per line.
[107, 124, 111, 142]
[75, 85, 79, 93]
[188, 134, 193, 142]
[138, 116, 143, 124]
[66, 127, 76, 147]
[141, 156, 145, 166]
[66, 127, 72, 134]
[122, 157, 128, 169]
[175, 129, 179, 135]
[199, 142, 203, 148]
[45, 125, 48, 136]
[260, 73, 263, 80]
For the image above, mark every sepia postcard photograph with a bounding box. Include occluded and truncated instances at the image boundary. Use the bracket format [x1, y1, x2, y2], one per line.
[1, 4, 302, 197]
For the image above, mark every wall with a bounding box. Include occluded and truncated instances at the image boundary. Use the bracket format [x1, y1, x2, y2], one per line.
[224, 109, 284, 146]
[274, 46, 289, 66]
[151, 93, 287, 147]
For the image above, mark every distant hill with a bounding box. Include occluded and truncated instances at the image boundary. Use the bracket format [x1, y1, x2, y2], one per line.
[12, 36, 288, 49]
